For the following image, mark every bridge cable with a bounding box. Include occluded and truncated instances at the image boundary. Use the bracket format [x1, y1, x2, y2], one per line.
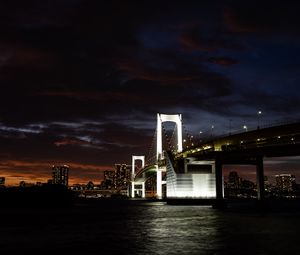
[169, 124, 178, 154]
[146, 127, 157, 165]
[161, 122, 173, 152]
[182, 121, 195, 149]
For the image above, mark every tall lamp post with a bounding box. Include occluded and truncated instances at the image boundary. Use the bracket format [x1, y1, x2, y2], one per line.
[199, 131, 202, 143]
[257, 110, 262, 129]
[243, 125, 248, 132]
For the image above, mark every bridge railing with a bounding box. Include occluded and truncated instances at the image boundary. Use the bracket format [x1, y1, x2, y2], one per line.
[179, 120, 300, 157]
[189, 118, 300, 147]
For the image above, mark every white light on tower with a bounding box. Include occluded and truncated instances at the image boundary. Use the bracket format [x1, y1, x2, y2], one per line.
[257, 110, 262, 129]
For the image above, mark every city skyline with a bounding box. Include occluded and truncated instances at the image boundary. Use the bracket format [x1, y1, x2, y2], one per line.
[2, 157, 300, 187]
[0, 1, 300, 185]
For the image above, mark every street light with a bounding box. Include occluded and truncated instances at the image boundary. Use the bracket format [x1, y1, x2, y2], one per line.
[243, 125, 248, 132]
[257, 110, 262, 129]
[211, 125, 214, 138]
[199, 131, 203, 143]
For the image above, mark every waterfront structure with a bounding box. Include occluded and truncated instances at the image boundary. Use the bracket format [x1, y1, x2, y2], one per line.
[166, 157, 217, 199]
[52, 165, 69, 186]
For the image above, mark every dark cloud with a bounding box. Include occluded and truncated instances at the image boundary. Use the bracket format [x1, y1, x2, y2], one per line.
[180, 28, 242, 52]
[223, 1, 300, 35]
[207, 57, 238, 66]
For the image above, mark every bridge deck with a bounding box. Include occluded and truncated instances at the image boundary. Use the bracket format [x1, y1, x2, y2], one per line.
[178, 122, 300, 159]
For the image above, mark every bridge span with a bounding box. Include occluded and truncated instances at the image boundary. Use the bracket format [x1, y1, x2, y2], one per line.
[130, 115, 300, 204]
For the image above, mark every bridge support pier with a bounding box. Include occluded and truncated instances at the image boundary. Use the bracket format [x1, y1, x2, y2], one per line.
[213, 159, 226, 209]
[156, 167, 162, 199]
[131, 182, 135, 198]
[131, 181, 146, 198]
[215, 159, 223, 201]
[142, 182, 145, 198]
[256, 156, 265, 201]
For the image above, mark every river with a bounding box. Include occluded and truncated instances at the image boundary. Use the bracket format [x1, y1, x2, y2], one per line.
[0, 200, 299, 254]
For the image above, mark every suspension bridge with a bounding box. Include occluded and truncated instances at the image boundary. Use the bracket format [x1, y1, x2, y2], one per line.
[130, 113, 300, 203]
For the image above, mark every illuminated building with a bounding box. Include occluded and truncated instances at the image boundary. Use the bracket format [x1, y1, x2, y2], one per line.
[52, 165, 69, 186]
[114, 164, 131, 190]
[275, 174, 296, 192]
[166, 157, 217, 199]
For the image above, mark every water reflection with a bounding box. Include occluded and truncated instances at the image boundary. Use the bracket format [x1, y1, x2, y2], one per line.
[1, 201, 300, 254]
[124, 203, 223, 255]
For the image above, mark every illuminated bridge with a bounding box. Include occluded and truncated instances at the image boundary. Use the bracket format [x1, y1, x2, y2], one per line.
[130, 114, 300, 203]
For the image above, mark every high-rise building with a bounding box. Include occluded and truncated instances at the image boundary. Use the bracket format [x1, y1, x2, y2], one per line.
[227, 171, 241, 189]
[103, 170, 115, 189]
[275, 174, 296, 192]
[52, 165, 69, 186]
[114, 164, 131, 190]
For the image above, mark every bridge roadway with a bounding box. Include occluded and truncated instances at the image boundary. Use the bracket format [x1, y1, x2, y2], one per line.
[179, 122, 300, 158]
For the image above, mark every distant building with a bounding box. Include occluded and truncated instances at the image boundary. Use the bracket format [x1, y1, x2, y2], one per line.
[19, 181, 34, 187]
[103, 170, 115, 189]
[241, 179, 255, 190]
[19, 181, 26, 187]
[0, 177, 5, 186]
[102, 165, 131, 191]
[114, 164, 131, 190]
[275, 174, 296, 192]
[86, 181, 94, 190]
[225, 171, 256, 198]
[227, 171, 241, 189]
[52, 165, 69, 186]
[70, 184, 84, 191]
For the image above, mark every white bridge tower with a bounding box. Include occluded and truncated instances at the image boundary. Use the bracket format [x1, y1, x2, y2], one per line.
[131, 155, 145, 198]
[156, 113, 183, 198]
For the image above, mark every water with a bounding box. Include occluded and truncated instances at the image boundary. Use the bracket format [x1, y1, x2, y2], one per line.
[1, 200, 300, 254]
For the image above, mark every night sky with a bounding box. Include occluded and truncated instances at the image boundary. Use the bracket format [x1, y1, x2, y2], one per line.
[0, 0, 300, 185]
